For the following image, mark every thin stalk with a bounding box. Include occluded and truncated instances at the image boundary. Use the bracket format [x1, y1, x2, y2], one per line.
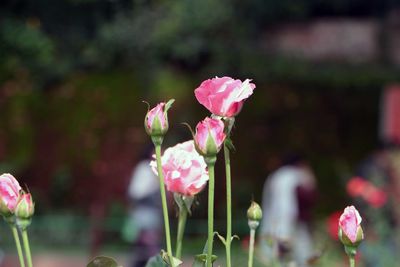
[10, 225, 25, 267]
[207, 163, 215, 267]
[224, 143, 232, 267]
[21, 230, 33, 267]
[155, 145, 175, 267]
[349, 255, 355, 267]
[248, 229, 255, 267]
[175, 208, 188, 259]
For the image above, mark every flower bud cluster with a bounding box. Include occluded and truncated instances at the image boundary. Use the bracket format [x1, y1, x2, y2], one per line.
[0, 173, 35, 224]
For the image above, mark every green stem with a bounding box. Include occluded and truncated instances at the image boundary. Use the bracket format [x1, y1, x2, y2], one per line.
[207, 163, 215, 267]
[349, 255, 355, 267]
[224, 143, 232, 267]
[175, 207, 188, 259]
[248, 228, 255, 267]
[10, 224, 25, 267]
[21, 230, 33, 267]
[155, 145, 175, 267]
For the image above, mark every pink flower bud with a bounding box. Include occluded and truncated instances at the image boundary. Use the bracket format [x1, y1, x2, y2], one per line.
[15, 193, 34, 219]
[150, 141, 209, 196]
[194, 76, 256, 117]
[338, 206, 364, 246]
[0, 173, 22, 216]
[144, 100, 174, 141]
[145, 102, 168, 135]
[194, 117, 226, 157]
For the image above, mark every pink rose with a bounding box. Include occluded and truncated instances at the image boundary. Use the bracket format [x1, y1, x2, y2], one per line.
[194, 117, 226, 156]
[150, 141, 208, 196]
[194, 76, 256, 117]
[339, 206, 363, 244]
[144, 100, 174, 138]
[0, 173, 22, 215]
[15, 192, 35, 219]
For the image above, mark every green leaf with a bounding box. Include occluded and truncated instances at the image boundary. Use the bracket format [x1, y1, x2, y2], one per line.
[87, 256, 120, 267]
[145, 255, 168, 267]
[215, 232, 226, 245]
[231, 235, 240, 242]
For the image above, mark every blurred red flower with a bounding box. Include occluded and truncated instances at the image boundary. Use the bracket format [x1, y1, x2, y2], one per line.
[326, 211, 342, 240]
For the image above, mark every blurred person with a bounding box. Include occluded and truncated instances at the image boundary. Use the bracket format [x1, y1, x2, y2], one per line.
[259, 154, 317, 267]
[125, 145, 162, 267]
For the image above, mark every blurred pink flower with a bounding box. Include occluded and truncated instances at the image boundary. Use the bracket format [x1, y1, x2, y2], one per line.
[194, 117, 226, 156]
[339, 206, 363, 243]
[347, 176, 388, 208]
[151, 141, 209, 196]
[346, 177, 367, 197]
[0, 173, 22, 214]
[194, 76, 255, 117]
[145, 102, 168, 136]
[365, 188, 387, 208]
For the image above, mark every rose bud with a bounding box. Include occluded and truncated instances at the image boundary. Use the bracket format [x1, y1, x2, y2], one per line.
[247, 201, 263, 222]
[194, 117, 226, 158]
[0, 173, 22, 217]
[144, 99, 174, 144]
[15, 193, 34, 220]
[338, 206, 364, 249]
[247, 201, 262, 230]
[194, 76, 256, 117]
[15, 192, 35, 230]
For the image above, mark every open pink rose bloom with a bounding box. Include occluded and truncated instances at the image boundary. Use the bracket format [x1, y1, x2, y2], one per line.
[194, 76, 256, 117]
[339, 205, 363, 243]
[0, 173, 22, 212]
[194, 117, 226, 155]
[151, 140, 209, 196]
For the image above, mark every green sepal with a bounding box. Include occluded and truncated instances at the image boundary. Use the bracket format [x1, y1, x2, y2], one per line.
[143, 100, 151, 111]
[3, 214, 15, 225]
[194, 254, 217, 265]
[182, 122, 195, 138]
[204, 132, 218, 155]
[224, 137, 235, 152]
[16, 217, 31, 230]
[231, 235, 240, 242]
[174, 193, 194, 215]
[164, 99, 175, 113]
[222, 117, 235, 135]
[339, 226, 363, 247]
[0, 197, 13, 218]
[87, 256, 120, 267]
[344, 245, 357, 257]
[216, 232, 226, 245]
[192, 234, 218, 266]
[160, 250, 182, 266]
